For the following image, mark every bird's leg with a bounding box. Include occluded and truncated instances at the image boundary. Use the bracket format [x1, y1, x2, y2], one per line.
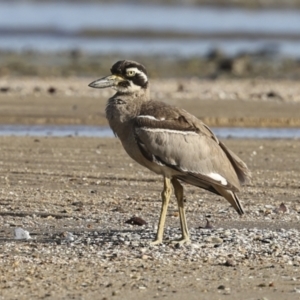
[150, 177, 172, 245]
[171, 178, 191, 244]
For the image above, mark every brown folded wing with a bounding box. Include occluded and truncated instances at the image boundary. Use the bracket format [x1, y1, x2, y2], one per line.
[134, 101, 251, 193]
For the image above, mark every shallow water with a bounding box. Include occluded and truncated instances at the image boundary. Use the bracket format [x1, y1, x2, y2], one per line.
[1, 3, 300, 34]
[0, 125, 299, 139]
[1, 2, 300, 57]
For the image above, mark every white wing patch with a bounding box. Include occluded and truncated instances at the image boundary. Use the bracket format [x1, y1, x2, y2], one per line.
[137, 115, 160, 121]
[138, 127, 198, 136]
[137, 115, 166, 121]
[207, 173, 227, 185]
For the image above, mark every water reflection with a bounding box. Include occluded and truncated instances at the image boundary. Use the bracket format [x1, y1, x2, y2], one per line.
[0, 125, 299, 139]
[0, 3, 300, 57]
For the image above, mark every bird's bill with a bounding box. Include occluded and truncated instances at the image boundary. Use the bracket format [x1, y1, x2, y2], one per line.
[88, 74, 125, 89]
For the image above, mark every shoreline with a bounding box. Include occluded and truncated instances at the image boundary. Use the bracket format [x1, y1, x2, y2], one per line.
[1, 77, 300, 128]
[1, 52, 300, 79]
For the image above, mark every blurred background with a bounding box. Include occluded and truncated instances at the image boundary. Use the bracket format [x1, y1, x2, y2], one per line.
[1, 0, 300, 79]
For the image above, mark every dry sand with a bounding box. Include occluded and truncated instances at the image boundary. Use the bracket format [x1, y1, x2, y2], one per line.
[0, 77, 300, 299]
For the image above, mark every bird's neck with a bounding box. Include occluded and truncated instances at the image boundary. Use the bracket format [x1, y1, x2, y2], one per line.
[115, 86, 150, 101]
[106, 87, 150, 133]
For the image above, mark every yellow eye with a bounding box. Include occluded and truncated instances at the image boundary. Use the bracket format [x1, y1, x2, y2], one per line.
[127, 70, 136, 77]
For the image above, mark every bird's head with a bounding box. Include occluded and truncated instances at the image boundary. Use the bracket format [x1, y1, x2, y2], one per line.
[88, 60, 148, 94]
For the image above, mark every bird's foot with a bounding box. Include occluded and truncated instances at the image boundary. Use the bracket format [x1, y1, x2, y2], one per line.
[150, 239, 163, 246]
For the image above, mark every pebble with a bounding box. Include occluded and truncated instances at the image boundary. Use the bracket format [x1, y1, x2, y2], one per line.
[212, 237, 223, 244]
[224, 259, 236, 267]
[62, 232, 75, 242]
[125, 216, 147, 226]
[3, 225, 300, 267]
[14, 227, 32, 240]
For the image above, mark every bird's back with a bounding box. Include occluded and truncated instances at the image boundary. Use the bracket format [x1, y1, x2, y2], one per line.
[134, 100, 251, 191]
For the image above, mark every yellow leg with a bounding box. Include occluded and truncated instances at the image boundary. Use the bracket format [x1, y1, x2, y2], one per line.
[151, 177, 172, 245]
[171, 178, 191, 244]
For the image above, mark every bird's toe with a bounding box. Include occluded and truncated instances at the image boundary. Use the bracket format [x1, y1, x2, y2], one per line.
[170, 237, 191, 245]
[150, 239, 163, 246]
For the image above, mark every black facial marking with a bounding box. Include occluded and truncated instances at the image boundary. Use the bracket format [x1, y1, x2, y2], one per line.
[110, 60, 148, 89]
[118, 81, 130, 88]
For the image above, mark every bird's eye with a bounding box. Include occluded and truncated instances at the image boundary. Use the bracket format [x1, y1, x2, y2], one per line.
[126, 70, 136, 77]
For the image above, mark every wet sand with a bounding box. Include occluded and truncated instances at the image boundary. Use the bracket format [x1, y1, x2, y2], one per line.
[1, 77, 300, 127]
[0, 77, 300, 299]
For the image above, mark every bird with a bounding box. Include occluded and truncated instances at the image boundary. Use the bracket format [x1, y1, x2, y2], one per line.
[88, 60, 251, 245]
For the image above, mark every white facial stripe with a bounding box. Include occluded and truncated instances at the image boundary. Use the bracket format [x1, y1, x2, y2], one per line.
[126, 67, 139, 73]
[126, 67, 148, 82]
[138, 127, 198, 136]
[207, 173, 227, 185]
[112, 85, 127, 92]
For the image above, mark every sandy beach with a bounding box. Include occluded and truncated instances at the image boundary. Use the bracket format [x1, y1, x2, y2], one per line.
[0, 77, 300, 299]
[1, 77, 300, 127]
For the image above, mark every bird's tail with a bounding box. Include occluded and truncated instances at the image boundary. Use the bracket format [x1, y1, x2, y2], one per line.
[213, 185, 244, 215]
[219, 141, 251, 185]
